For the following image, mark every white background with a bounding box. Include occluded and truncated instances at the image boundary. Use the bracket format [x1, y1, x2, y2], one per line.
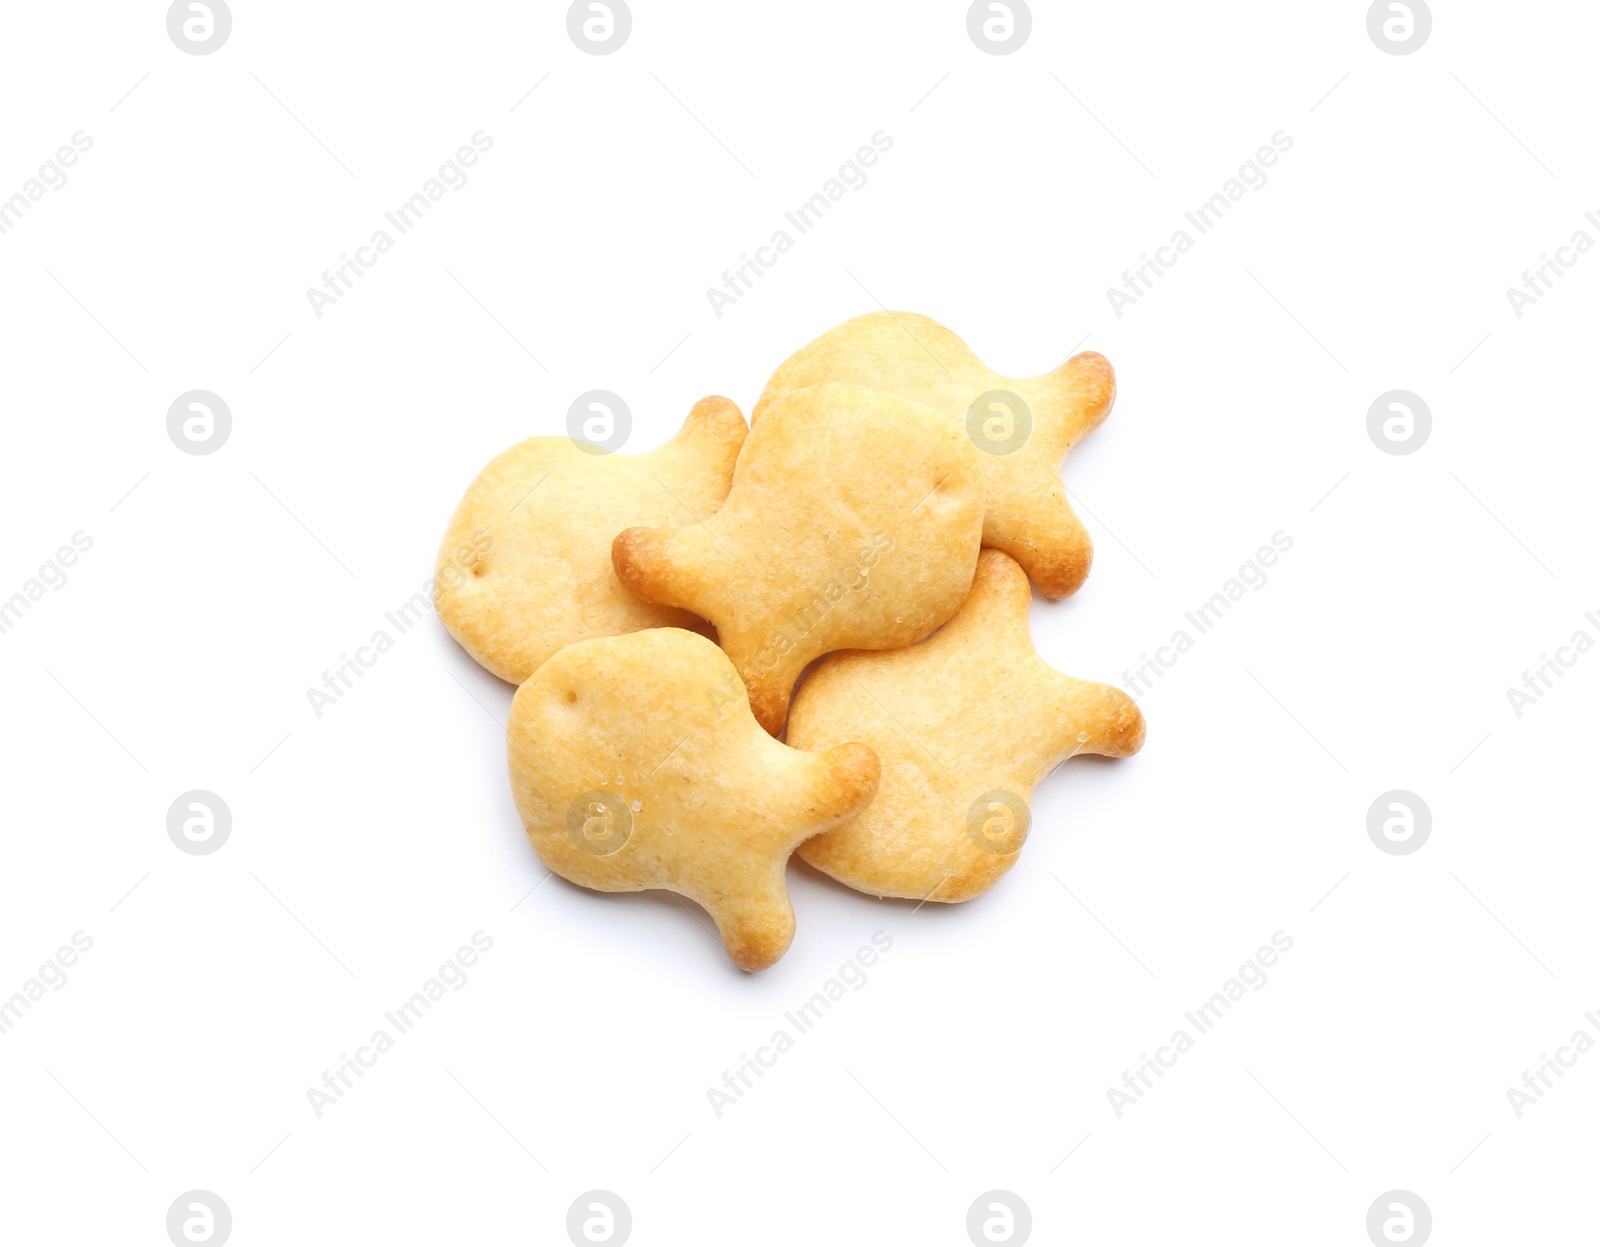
[1, 1, 1596, 1243]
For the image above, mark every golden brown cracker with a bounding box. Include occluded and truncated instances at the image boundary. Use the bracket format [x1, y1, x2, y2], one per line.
[612, 382, 984, 735]
[754, 311, 1116, 598]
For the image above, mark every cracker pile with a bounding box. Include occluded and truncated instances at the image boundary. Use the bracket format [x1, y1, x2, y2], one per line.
[437, 311, 1145, 971]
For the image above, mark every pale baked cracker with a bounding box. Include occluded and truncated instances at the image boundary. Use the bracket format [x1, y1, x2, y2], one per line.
[507, 627, 880, 971]
[788, 549, 1144, 902]
[436, 397, 745, 684]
